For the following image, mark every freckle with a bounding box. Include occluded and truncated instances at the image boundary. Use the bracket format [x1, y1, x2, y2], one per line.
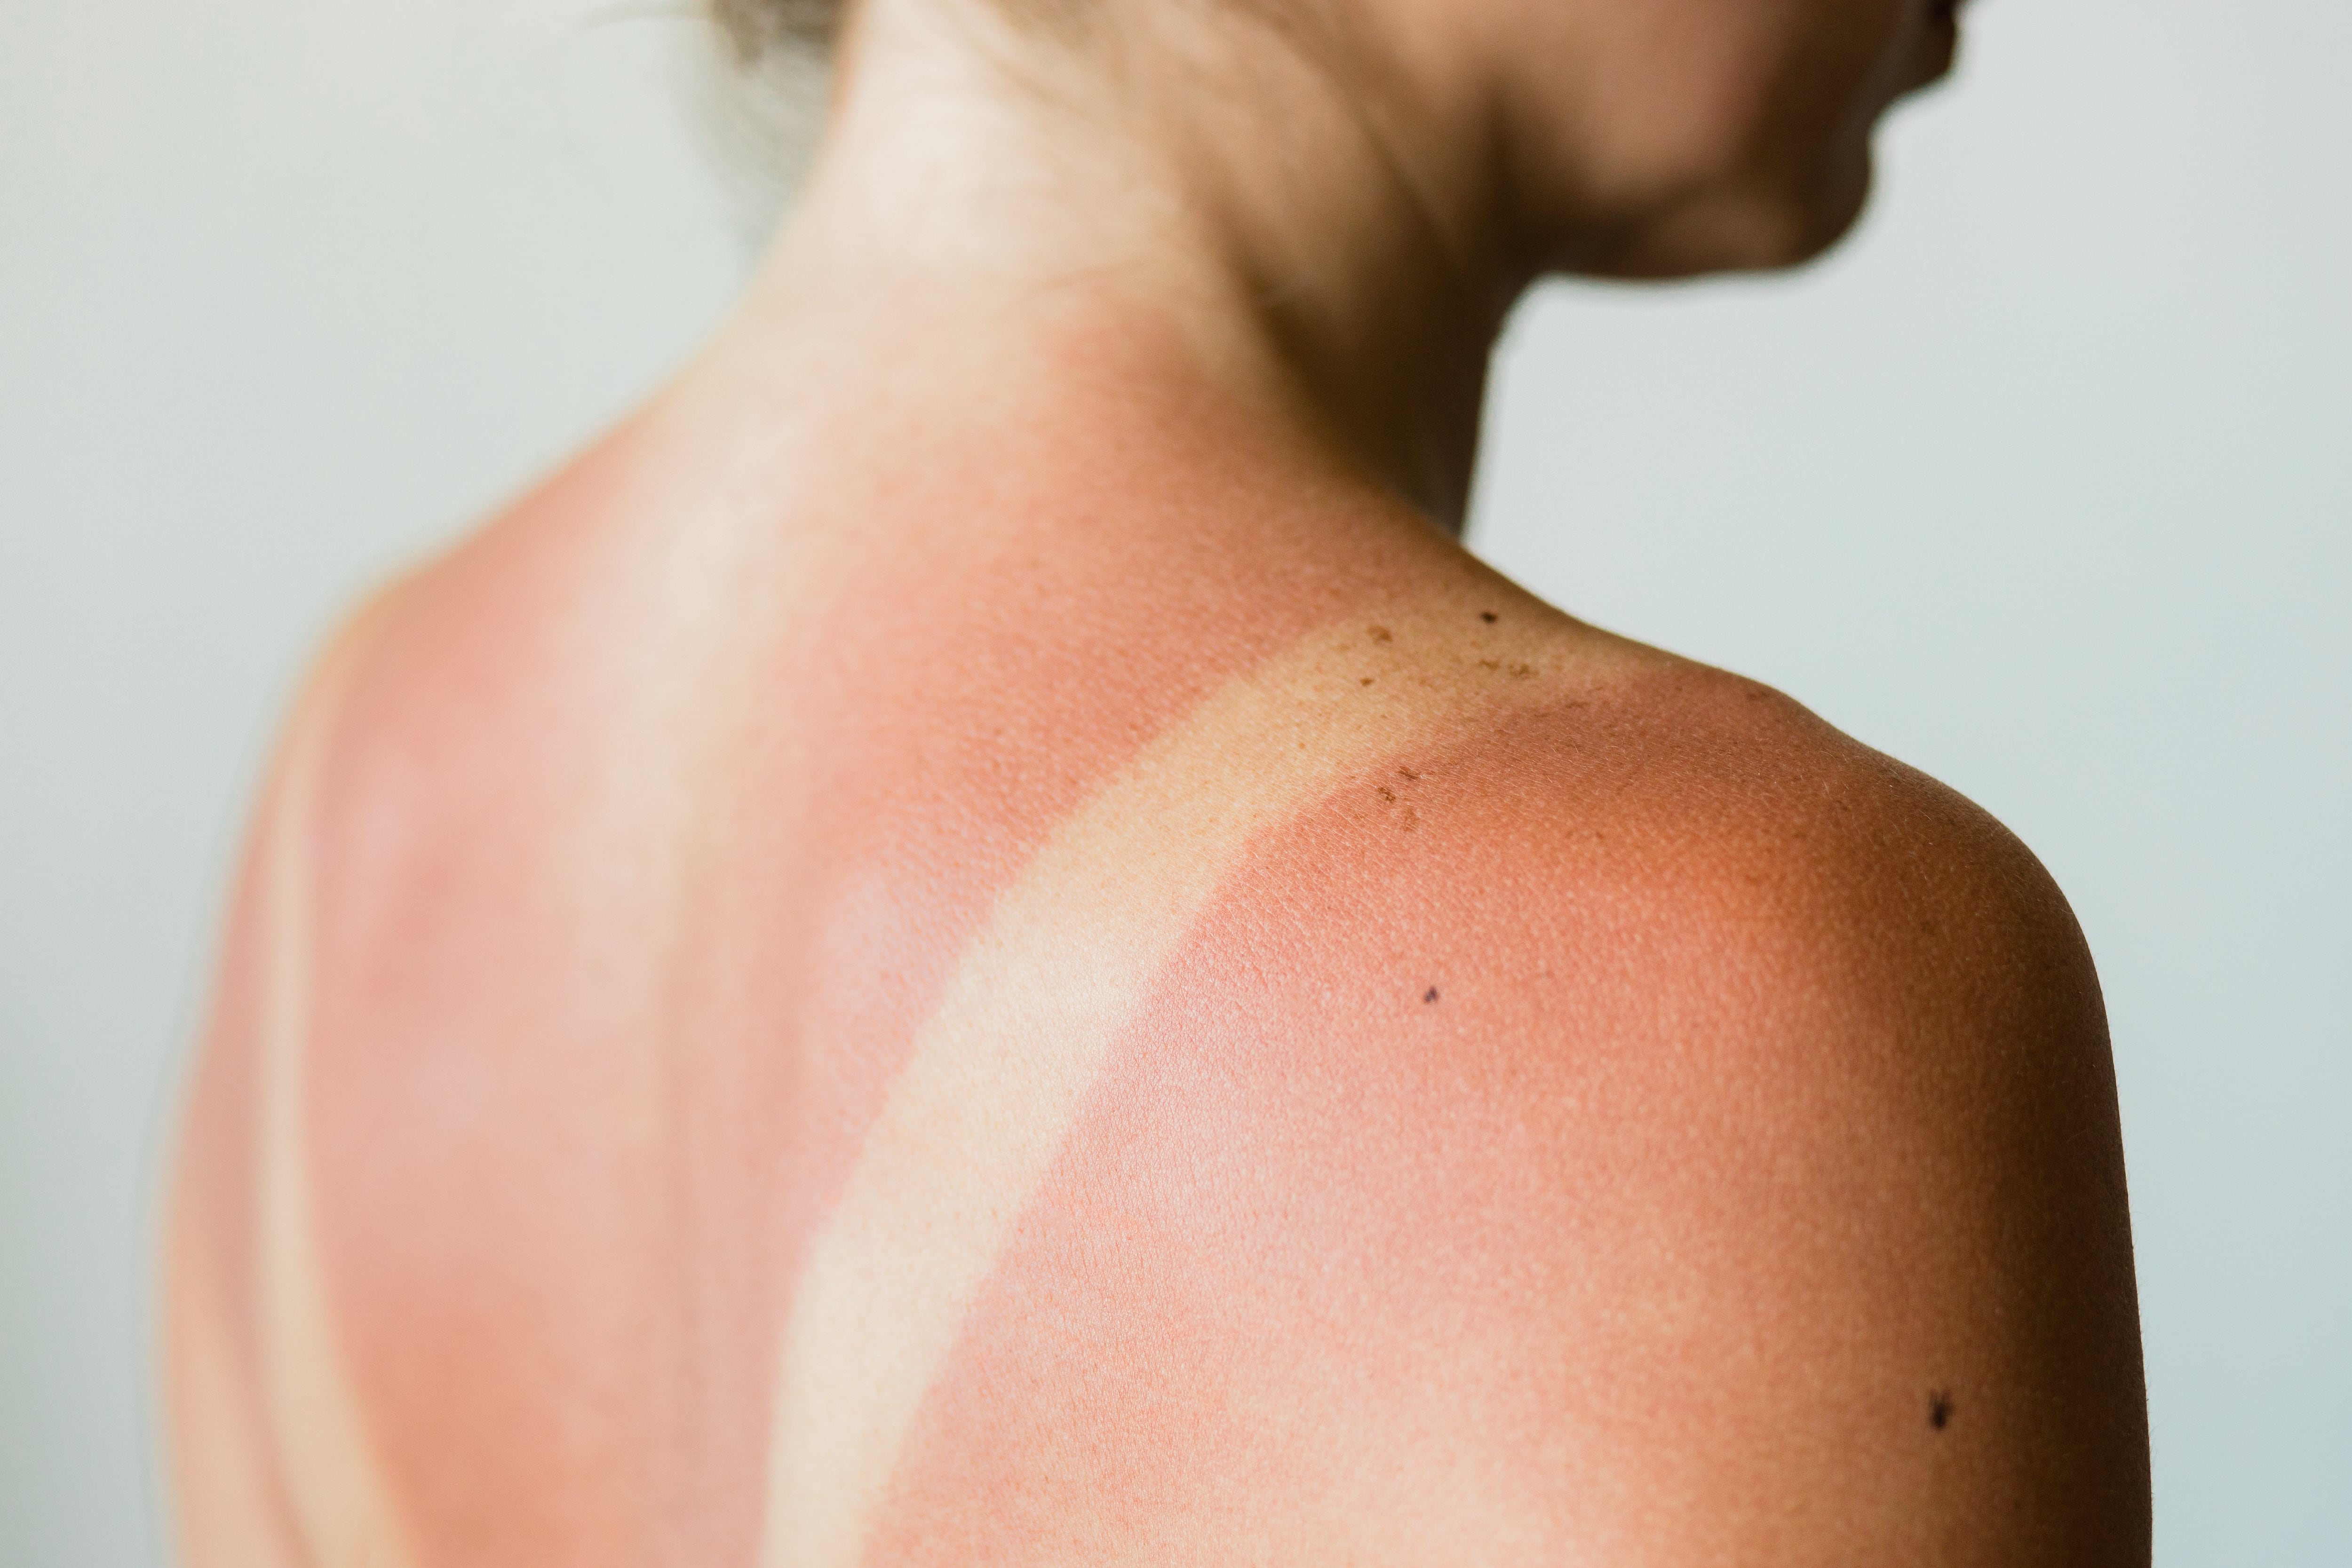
[1508, 663, 1534, 679]
[1423, 988, 1440, 1004]
[1929, 1391, 1955, 1431]
[1361, 677, 1375, 686]
[1478, 659, 1500, 672]
[1398, 768, 1420, 782]
[1368, 626, 1393, 643]
[1377, 786, 1396, 803]
[1401, 809, 1418, 832]
[1480, 611, 1498, 624]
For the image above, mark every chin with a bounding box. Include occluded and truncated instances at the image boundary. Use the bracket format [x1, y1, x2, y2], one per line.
[1573, 152, 1878, 282]
[1742, 159, 1877, 270]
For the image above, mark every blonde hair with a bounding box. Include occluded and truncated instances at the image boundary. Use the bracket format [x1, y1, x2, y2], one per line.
[711, 0, 846, 60]
[695, 0, 840, 248]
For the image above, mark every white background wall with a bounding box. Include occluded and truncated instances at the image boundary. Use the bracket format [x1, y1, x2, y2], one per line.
[2, 0, 2344, 1561]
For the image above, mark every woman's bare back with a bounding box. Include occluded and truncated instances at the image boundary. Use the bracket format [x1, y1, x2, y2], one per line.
[167, 324, 2144, 1564]
[166, 0, 2150, 1552]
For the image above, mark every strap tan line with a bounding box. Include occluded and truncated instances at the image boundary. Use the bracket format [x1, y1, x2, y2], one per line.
[255, 609, 417, 1568]
[761, 606, 1507, 1567]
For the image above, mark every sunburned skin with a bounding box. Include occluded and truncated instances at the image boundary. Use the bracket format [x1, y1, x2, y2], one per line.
[164, 316, 2146, 1564]
[159, 0, 2154, 1554]
[763, 599, 1589, 1567]
[874, 697, 2136, 1565]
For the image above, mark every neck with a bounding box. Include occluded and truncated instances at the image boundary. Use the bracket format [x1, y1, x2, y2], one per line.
[727, 0, 1532, 533]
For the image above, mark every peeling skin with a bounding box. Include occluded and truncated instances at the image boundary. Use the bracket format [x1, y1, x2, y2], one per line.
[164, 314, 2146, 1567]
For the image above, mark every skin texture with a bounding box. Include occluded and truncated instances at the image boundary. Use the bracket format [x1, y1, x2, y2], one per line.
[164, 0, 2149, 1562]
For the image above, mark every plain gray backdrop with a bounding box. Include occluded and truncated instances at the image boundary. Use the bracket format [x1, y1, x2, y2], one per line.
[3, 0, 2345, 1561]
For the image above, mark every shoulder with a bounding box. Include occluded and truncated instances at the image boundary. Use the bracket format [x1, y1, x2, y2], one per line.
[1102, 643, 2148, 1558]
[1416, 650, 2103, 1052]
[1153, 601, 2121, 1219]
[1580, 661, 2098, 1028]
[1407, 656, 2135, 1284]
[1232, 634, 2106, 1075]
[1271, 646, 2130, 1267]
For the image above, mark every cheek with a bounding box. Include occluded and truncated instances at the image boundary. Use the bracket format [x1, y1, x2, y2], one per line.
[1558, 0, 1911, 211]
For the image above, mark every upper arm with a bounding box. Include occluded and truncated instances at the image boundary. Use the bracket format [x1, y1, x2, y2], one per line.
[1532, 744, 2150, 1564]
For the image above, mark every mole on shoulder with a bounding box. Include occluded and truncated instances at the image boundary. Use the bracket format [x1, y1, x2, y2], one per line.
[1480, 611, 1499, 624]
[1423, 987, 1440, 1004]
[1929, 1390, 1955, 1431]
[1369, 625, 1394, 643]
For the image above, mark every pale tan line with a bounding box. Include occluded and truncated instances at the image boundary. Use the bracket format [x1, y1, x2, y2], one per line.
[759, 607, 1507, 1568]
[255, 607, 417, 1568]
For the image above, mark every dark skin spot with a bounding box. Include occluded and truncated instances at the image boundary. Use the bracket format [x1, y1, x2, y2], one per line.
[1397, 768, 1420, 782]
[1478, 659, 1501, 672]
[1508, 663, 1534, 679]
[1480, 611, 1498, 624]
[1368, 626, 1393, 643]
[1377, 786, 1397, 803]
[1423, 988, 1439, 1004]
[1361, 677, 1376, 686]
[1929, 1391, 1955, 1431]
